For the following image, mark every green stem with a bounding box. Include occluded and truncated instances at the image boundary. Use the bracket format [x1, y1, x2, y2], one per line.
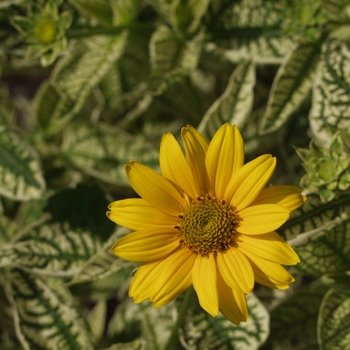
[165, 287, 196, 350]
[66, 23, 155, 39]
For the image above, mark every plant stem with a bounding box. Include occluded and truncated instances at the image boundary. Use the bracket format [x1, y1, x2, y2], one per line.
[165, 287, 196, 350]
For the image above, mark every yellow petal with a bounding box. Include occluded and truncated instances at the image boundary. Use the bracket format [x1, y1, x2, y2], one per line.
[112, 228, 178, 262]
[216, 248, 254, 293]
[217, 270, 248, 324]
[125, 161, 187, 216]
[181, 125, 209, 194]
[107, 198, 177, 230]
[160, 133, 198, 199]
[192, 254, 219, 317]
[251, 185, 306, 212]
[151, 248, 196, 306]
[237, 204, 290, 235]
[236, 231, 300, 265]
[230, 156, 276, 211]
[242, 249, 295, 290]
[129, 260, 160, 303]
[224, 155, 271, 206]
[205, 124, 244, 198]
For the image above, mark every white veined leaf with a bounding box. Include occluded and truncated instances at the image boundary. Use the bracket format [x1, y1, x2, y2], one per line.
[208, 0, 295, 65]
[198, 61, 255, 139]
[69, 227, 134, 285]
[318, 288, 350, 350]
[149, 0, 210, 34]
[181, 292, 269, 350]
[309, 40, 350, 147]
[0, 222, 102, 277]
[3, 270, 94, 349]
[109, 291, 269, 350]
[0, 127, 45, 201]
[34, 32, 128, 135]
[149, 25, 203, 94]
[260, 36, 324, 135]
[279, 194, 350, 242]
[101, 340, 146, 350]
[295, 214, 350, 276]
[68, 0, 114, 26]
[61, 121, 159, 185]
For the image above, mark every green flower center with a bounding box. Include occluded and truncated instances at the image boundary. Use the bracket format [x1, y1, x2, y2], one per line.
[175, 196, 238, 255]
[35, 18, 56, 44]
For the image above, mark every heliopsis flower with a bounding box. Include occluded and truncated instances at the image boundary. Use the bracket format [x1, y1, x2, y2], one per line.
[107, 124, 306, 324]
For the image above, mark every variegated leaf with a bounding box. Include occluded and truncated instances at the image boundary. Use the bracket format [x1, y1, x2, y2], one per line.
[260, 37, 324, 134]
[101, 340, 146, 350]
[61, 122, 158, 185]
[67, 0, 114, 26]
[3, 270, 94, 349]
[318, 288, 350, 350]
[149, 25, 203, 94]
[69, 227, 133, 285]
[0, 127, 45, 201]
[198, 61, 255, 139]
[309, 40, 350, 146]
[181, 292, 269, 350]
[279, 194, 350, 243]
[34, 33, 127, 134]
[296, 214, 350, 276]
[0, 222, 102, 277]
[209, 0, 294, 64]
[149, 0, 210, 34]
[109, 291, 269, 350]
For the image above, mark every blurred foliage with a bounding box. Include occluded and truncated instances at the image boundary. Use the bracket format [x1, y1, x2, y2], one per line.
[0, 0, 350, 349]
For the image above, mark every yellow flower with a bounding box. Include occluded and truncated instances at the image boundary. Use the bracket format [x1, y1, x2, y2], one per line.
[107, 124, 306, 324]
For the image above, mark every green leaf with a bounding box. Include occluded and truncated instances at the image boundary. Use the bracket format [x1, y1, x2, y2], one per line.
[61, 122, 159, 186]
[87, 299, 106, 344]
[318, 288, 350, 350]
[0, 85, 15, 127]
[198, 61, 255, 139]
[0, 222, 102, 277]
[0, 127, 45, 201]
[0, 0, 26, 8]
[209, 0, 294, 64]
[68, 0, 113, 26]
[260, 37, 324, 134]
[46, 184, 115, 240]
[279, 194, 350, 242]
[0, 215, 18, 245]
[34, 33, 128, 134]
[309, 40, 350, 146]
[265, 281, 328, 350]
[2, 270, 94, 349]
[101, 340, 146, 350]
[149, 25, 203, 94]
[111, 0, 140, 26]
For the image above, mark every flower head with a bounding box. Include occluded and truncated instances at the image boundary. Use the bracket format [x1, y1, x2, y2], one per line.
[107, 124, 306, 324]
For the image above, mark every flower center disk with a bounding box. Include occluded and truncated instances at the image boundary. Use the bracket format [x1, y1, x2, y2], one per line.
[176, 196, 238, 255]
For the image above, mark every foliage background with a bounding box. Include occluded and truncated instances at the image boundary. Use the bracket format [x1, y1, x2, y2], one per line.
[1, 0, 350, 349]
